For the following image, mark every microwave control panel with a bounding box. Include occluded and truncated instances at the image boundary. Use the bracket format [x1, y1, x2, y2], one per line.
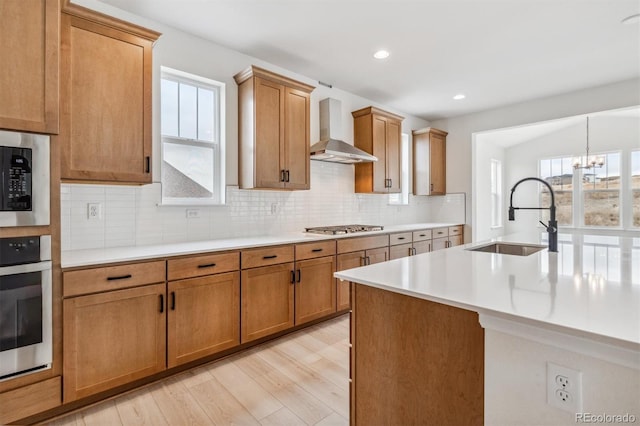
[0, 146, 32, 211]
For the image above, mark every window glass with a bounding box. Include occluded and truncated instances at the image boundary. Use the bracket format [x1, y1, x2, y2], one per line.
[160, 79, 178, 137]
[583, 152, 620, 227]
[539, 156, 573, 225]
[632, 151, 640, 227]
[490, 159, 502, 227]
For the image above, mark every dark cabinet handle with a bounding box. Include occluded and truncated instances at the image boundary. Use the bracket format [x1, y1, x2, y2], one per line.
[366, 256, 371, 265]
[197, 263, 217, 269]
[171, 292, 176, 310]
[413, 248, 417, 255]
[263, 255, 277, 260]
[311, 248, 323, 253]
[397, 237, 405, 240]
[419, 234, 426, 237]
[280, 170, 286, 182]
[159, 294, 164, 313]
[285, 170, 290, 182]
[360, 256, 366, 266]
[296, 269, 301, 283]
[430, 183, 433, 192]
[107, 274, 132, 281]
[290, 270, 295, 283]
[408, 248, 413, 256]
[389, 178, 392, 188]
[145, 156, 150, 173]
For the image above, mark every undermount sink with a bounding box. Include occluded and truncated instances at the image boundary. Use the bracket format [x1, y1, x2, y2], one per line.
[466, 242, 546, 256]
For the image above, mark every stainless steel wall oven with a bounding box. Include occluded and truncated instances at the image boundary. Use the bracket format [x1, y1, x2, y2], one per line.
[0, 235, 52, 380]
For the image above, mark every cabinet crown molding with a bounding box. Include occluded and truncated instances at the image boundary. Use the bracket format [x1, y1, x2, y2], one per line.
[413, 127, 448, 137]
[351, 106, 404, 121]
[233, 65, 315, 93]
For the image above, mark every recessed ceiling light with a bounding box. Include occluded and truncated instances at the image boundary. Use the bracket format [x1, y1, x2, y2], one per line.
[373, 50, 390, 59]
[621, 13, 640, 24]
[453, 94, 466, 100]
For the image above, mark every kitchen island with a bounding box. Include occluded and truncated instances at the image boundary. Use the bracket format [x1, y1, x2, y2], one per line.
[335, 231, 640, 426]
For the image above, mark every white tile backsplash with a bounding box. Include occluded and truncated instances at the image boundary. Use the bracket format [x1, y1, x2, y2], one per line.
[61, 162, 466, 250]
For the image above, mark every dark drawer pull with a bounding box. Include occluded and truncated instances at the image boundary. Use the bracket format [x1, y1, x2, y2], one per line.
[171, 291, 176, 310]
[397, 237, 405, 240]
[419, 234, 426, 237]
[311, 248, 323, 252]
[263, 255, 278, 260]
[159, 294, 164, 313]
[107, 274, 132, 281]
[198, 263, 217, 269]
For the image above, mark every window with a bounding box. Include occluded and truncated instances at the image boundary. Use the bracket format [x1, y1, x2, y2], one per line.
[539, 157, 573, 226]
[582, 152, 620, 227]
[388, 133, 410, 205]
[632, 150, 640, 228]
[490, 159, 502, 227]
[160, 67, 225, 205]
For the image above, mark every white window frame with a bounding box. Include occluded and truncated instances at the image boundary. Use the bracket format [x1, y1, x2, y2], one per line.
[490, 159, 502, 228]
[388, 133, 410, 205]
[160, 66, 226, 206]
[631, 150, 640, 229]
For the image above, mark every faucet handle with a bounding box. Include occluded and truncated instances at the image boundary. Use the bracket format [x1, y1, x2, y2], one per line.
[538, 220, 549, 230]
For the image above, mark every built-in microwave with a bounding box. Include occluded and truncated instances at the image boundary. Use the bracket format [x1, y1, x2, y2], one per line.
[0, 130, 49, 227]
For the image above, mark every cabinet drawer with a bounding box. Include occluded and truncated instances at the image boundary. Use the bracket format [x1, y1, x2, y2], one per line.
[432, 227, 448, 238]
[241, 245, 294, 269]
[0, 376, 61, 425]
[413, 230, 432, 242]
[337, 235, 389, 253]
[295, 240, 336, 261]
[389, 232, 412, 246]
[449, 225, 463, 236]
[64, 260, 166, 298]
[167, 251, 239, 281]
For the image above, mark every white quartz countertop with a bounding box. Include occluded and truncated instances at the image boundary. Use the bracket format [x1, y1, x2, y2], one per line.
[61, 222, 461, 268]
[335, 231, 640, 346]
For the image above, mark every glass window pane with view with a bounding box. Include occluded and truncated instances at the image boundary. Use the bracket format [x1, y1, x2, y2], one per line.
[582, 152, 620, 227]
[539, 157, 573, 225]
[633, 151, 640, 228]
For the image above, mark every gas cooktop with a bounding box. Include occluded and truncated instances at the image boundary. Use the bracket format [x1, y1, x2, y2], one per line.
[305, 224, 384, 235]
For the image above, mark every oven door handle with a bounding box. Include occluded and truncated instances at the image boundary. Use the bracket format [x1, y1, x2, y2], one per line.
[0, 260, 52, 277]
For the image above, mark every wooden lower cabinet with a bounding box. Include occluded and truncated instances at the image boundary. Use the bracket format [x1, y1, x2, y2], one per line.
[0, 377, 61, 424]
[63, 283, 166, 402]
[167, 272, 240, 368]
[351, 284, 483, 425]
[295, 256, 336, 325]
[390, 243, 413, 260]
[241, 262, 294, 342]
[336, 247, 388, 310]
[413, 239, 432, 255]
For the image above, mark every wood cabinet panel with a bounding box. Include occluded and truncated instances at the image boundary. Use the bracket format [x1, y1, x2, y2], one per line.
[413, 230, 433, 242]
[389, 232, 412, 246]
[367, 247, 388, 265]
[0, 377, 61, 425]
[390, 243, 413, 260]
[241, 245, 294, 269]
[337, 235, 389, 254]
[295, 256, 336, 325]
[432, 237, 448, 251]
[168, 272, 240, 368]
[449, 235, 463, 248]
[336, 251, 365, 311]
[235, 66, 314, 190]
[413, 127, 447, 196]
[433, 227, 448, 239]
[167, 252, 239, 281]
[449, 225, 463, 236]
[0, 0, 59, 133]
[352, 107, 404, 194]
[241, 262, 294, 342]
[295, 240, 336, 261]
[63, 284, 166, 402]
[60, 14, 158, 183]
[413, 240, 432, 255]
[63, 260, 165, 297]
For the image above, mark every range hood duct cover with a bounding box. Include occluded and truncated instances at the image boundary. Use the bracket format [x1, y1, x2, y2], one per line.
[310, 98, 377, 164]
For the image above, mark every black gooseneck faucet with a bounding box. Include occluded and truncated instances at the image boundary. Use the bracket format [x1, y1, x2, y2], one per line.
[508, 177, 558, 252]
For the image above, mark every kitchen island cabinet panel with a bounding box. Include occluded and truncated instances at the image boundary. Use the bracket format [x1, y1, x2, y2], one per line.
[0, 0, 59, 133]
[168, 272, 240, 368]
[241, 262, 295, 342]
[336, 244, 388, 310]
[295, 256, 336, 325]
[63, 283, 166, 402]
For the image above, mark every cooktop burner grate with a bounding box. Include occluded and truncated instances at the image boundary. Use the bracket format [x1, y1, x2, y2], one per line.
[305, 224, 384, 235]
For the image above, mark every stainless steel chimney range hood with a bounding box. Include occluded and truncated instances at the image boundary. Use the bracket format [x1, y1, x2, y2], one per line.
[310, 98, 377, 164]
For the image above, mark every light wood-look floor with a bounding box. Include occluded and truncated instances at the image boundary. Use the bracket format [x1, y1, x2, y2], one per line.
[44, 315, 349, 426]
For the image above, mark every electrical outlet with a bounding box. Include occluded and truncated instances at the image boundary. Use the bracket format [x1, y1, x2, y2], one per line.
[186, 209, 201, 219]
[547, 362, 583, 413]
[270, 203, 279, 214]
[87, 203, 101, 220]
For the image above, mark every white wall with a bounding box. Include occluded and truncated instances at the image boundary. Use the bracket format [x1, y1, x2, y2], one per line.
[472, 139, 505, 241]
[432, 79, 640, 242]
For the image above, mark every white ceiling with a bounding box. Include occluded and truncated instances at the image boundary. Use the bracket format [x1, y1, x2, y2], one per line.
[98, 0, 640, 121]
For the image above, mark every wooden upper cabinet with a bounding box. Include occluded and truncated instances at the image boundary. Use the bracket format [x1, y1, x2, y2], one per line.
[413, 127, 447, 195]
[235, 66, 314, 190]
[352, 107, 404, 193]
[59, 10, 160, 184]
[0, 0, 59, 133]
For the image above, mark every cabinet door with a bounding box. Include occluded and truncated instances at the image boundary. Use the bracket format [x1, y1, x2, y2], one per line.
[372, 116, 388, 193]
[386, 119, 402, 193]
[367, 246, 389, 265]
[284, 87, 310, 190]
[448, 235, 463, 248]
[167, 272, 240, 368]
[432, 237, 448, 251]
[390, 243, 413, 260]
[336, 251, 366, 311]
[254, 77, 285, 189]
[430, 132, 446, 195]
[295, 256, 336, 325]
[413, 240, 432, 255]
[0, 0, 58, 133]
[63, 284, 166, 402]
[60, 14, 153, 183]
[241, 263, 294, 342]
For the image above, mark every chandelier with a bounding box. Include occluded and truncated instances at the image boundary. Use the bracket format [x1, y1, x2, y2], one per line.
[573, 116, 604, 170]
